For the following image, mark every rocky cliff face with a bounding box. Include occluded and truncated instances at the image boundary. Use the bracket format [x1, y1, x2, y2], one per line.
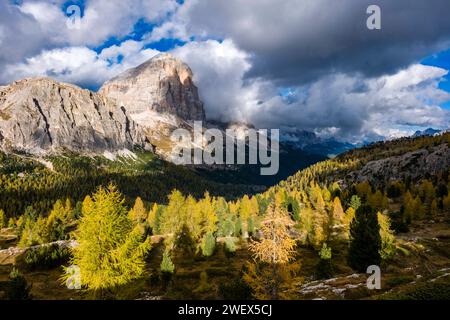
[347, 143, 450, 184]
[99, 53, 207, 158]
[99, 53, 205, 122]
[0, 78, 149, 154]
[0, 53, 207, 158]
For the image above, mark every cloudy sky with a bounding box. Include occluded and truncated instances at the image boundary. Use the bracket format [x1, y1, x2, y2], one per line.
[1, 0, 450, 142]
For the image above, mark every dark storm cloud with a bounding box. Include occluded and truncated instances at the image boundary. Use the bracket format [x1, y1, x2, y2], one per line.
[181, 0, 450, 85]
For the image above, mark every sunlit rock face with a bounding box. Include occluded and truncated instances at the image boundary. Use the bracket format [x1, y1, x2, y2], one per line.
[0, 77, 148, 154]
[99, 53, 206, 122]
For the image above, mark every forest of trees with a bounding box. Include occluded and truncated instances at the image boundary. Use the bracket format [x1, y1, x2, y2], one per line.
[0, 150, 260, 219]
[1, 133, 449, 299]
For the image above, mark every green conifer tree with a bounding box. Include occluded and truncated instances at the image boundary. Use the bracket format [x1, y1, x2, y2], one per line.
[201, 232, 216, 257]
[67, 185, 151, 291]
[348, 205, 381, 272]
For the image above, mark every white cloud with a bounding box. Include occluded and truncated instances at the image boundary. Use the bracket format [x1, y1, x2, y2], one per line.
[2, 42, 160, 89]
[171, 39, 268, 122]
[0, 0, 177, 71]
[171, 39, 449, 141]
[250, 64, 450, 142]
[150, 0, 450, 86]
[1, 0, 449, 142]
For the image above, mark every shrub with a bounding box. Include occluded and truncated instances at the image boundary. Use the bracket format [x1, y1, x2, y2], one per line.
[173, 224, 196, 258]
[194, 271, 212, 293]
[315, 243, 334, 279]
[160, 252, 175, 287]
[386, 275, 415, 288]
[160, 252, 175, 274]
[0, 209, 5, 229]
[8, 217, 15, 228]
[219, 276, 253, 300]
[378, 212, 397, 260]
[201, 232, 216, 257]
[381, 278, 450, 300]
[23, 244, 71, 271]
[7, 268, 31, 300]
[224, 238, 237, 258]
[389, 211, 409, 233]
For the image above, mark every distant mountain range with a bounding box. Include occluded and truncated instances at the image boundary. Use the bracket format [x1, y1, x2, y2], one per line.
[412, 128, 442, 138]
[0, 54, 330, 187]
[4, 52, 438, 170]
[280, 129, 359, 158]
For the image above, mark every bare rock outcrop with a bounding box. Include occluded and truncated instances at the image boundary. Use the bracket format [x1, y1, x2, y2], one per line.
[0, 77, 149, 154]
[99, 53, 205, 122]
[0, 54, 205, 158]
[347, 143, 450, 184]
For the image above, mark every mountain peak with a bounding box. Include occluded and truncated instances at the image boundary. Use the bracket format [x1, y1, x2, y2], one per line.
[99, 53, 205, 121]
[412, 128, 441, 138]
[151, 52, 180, 62]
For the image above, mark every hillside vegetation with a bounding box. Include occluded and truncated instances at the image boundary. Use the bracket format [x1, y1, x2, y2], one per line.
[0, 133, 449, 300]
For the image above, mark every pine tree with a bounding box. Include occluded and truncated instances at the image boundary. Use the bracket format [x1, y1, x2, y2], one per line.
[201, 232, 216, 257]
[172, 224, 196, 258]
[160, 190, 186, 236]
[8, 217, 15, 228]
[348, 205, 381, 272]
[355, 182, 372, 201]
[128, 197, 147, 225]
[430, 199, 439, 218]
[350, 194, 362, 211]
[234, 216, 243, 237]
[46, 199, 72, 242]
[18, 216, 47, 247]
[419, 179, 435, 207]
[198, 192, 218, 236]
[160, 251, 175, 274]
[308, 209, 328, 249]
[247, 216, 255, 237]
[331, 197, 345, 228]
[219, 218, 234, 237]
[311, 187, 326, 212]
[316, 243, 334, 279]
[413, 196, 425, 220]
[329, 197, 345, 240]
[194, 271, 213, 293]
[443, 193, 450, 212]
[239, 195, 253, 222]
[368, 190, 386, 211]
[244, 202, 299, 299]
[343, 207, 356, 240]
[185, 195, 202, 240]
[67, 185, 151, 291]
[147, 203, 160, 233]
[0, 209, 5, 229]
[403, 191, 415, 223]
[377, 212, 396, 260]
[224, 238, 237, 257]
[7, 268, 31, 300]
[160, 250, 175, 287]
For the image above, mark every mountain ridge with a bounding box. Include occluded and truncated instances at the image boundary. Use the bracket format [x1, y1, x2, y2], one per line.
[0, 77, 151, 155]
[0, 54, 207, 158]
